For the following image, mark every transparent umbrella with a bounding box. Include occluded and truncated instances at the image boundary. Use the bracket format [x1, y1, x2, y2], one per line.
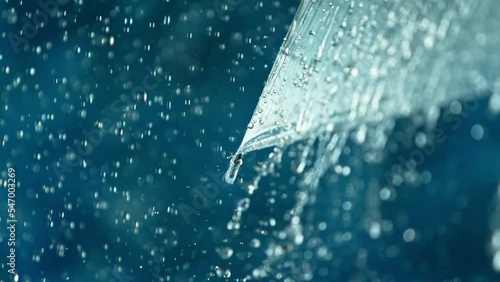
[225, 0, 500, 184]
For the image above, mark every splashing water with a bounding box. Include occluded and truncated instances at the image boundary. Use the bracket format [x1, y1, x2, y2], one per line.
[223, 0, 500, 279]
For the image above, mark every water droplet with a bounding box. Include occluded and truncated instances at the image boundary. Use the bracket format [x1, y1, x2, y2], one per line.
[215, 247, 234, 260]
[214, 266, 231, 278]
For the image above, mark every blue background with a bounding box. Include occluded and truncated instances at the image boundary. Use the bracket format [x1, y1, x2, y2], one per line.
[0, 0, 499, 281]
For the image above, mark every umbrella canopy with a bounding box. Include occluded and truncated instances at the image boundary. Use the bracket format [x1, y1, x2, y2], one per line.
[225, 0, 500, 184]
